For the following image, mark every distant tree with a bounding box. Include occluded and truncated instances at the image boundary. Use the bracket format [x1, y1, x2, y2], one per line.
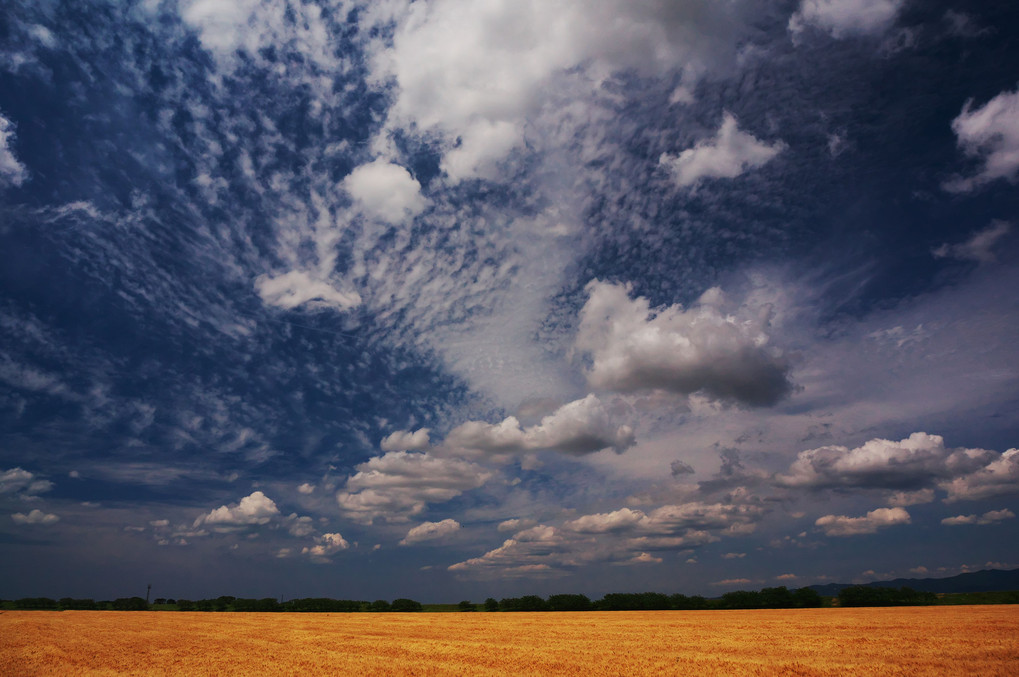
[546, 594, 591, 611]
[838, 586, 935, 607]
[176, 599, 194, 611]
[369, 599, 392, 612]
[15, 597, 58, 610]
[499, 596, 548, 612]
[59, 598, 98, 610]
[597, 592, 670, 611]
[214, 596, 236, 612]
[195, 599, 214, 612]
[390, 598, 423, 612]
[484, 597, 499, 612]
[166, 599, 176, 605]
[112, 597, 148, 611]
[792, 588, 823, 608]
[759, 587, 795, 609]
[669, 594, 710, 610]
[457, 600, 476, 611]
[153, 598, 167, 605]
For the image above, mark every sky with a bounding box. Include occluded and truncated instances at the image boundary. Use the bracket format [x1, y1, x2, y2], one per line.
[1, 0, 1018, 603]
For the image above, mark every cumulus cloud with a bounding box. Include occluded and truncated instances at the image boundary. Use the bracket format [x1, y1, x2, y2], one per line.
[380, 428, 431, 452]
[777, 433, 1019, 503]
[564, 508, 646, 534]
[659, 112, 784, 187]
[367, 0, 754, 181]
[777, 432, 990, 491]
[933, 221, 1011, 264]
[450, 498, 761, 578]
[255, 270, 361, 311]
[302, 532, 350, 561]
[789, 0, 905, 39]
[940, 449, 1019, 502]
[336, 452, 491, 523]
[0, 467, 53, 497]
[575, 281, 792, 407]
[193, 491, 280, 530]
[297, 483, 315, 495]
[446, 394, 635, 459]
[497, 518, 536, 532]
[945, 88, 1019, 192]
[11, 509, 59, 525]
[399, 518, 461, 545]
[342, 160, 428, 224]
[815, 506, 910, 536]
[0, 112, 28, 187]
[941, 509, 1015, 526]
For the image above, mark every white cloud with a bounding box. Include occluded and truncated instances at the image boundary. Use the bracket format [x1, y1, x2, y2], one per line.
[399, 518, 461, 545]
[776, 432, 993, 491]
[945, 88, 1019, 192]
[941, 509, 1015, 526]
[302, 532, 350, 561]
[0, 112, 27, 187]
[11, 509, 59, 525]
[445, 394, 635, 459]
[722, 552, 746, 559]
[789, 0, 905, 39]
[933, 221, 1011, 264]
[575, 281, 792, 406]
[380, 428, 431, 452]
[193, 491, 280, 530]
[336, 452, 491, 523]
[564, 508, 646, 534]
[887, 489, 935, 507]
[255, 270, 362, 311]
[659, 112, 784, 187]
[297, 483, 315, 495]
[497, 518, 536, 532]
[940, 449, 1019, 502]
[367, 0, 754, 181]
[815, 506, 911, 536]
[0, 467, 53, 497]
[343, 160, 428, 224]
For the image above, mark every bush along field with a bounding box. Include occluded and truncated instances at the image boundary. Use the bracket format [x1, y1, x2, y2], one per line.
[5, 585, 1019, 612]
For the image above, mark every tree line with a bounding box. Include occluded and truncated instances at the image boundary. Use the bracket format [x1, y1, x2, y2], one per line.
[4, 585, 946, 612]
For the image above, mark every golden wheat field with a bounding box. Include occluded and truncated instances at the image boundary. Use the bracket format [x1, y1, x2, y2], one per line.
[2, 605, 1018, 676]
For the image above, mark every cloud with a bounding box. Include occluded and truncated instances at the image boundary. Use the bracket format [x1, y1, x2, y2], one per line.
[887, 489, 935, 507]
[659, 112, 784, 187]
[368, 0, 754, 181]
[945, 88, 1019, 192]
[0, 112, 27, 187]
[933, 221, 1011, 264]
[399, 518, 461, 545]
[445, 394, 635, 459]
[815, 507, 910, 536]
[776, 432, 994, 491]
[11, 509, 59, 525]
[941, 509, 1015, 526]
[297, 483, 315, 495]
[343, 160, 428, 224]
[671, 460, 695, 476]
[564, 508, 646, 534]
[575, 281, 792, 407]
[712, 578, 752, 586]
[255, 270, 362, 311]
[302, 532, 350, 561]
[193, 491, 280, 530]
[940, 449, 1019, 502]
[789, 0, 905, 39]
[722, 552, 746, 559]
[0, 467, 53, 497]
[336, 452, 491, 523]
[497, 518, 536, 532]
[380, 428, 431, 452]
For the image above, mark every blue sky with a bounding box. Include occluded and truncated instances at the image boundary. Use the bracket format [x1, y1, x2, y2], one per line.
[1, 0, 1017, 602]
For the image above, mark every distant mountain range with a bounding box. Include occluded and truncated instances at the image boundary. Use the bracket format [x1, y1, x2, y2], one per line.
[807, 568, 1019, 597]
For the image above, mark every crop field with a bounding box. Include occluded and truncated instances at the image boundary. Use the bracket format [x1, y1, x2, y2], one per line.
[2, 605, 1017, 676]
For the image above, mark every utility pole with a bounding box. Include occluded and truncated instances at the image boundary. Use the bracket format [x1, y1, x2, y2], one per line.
[146, 584, 151, 605]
